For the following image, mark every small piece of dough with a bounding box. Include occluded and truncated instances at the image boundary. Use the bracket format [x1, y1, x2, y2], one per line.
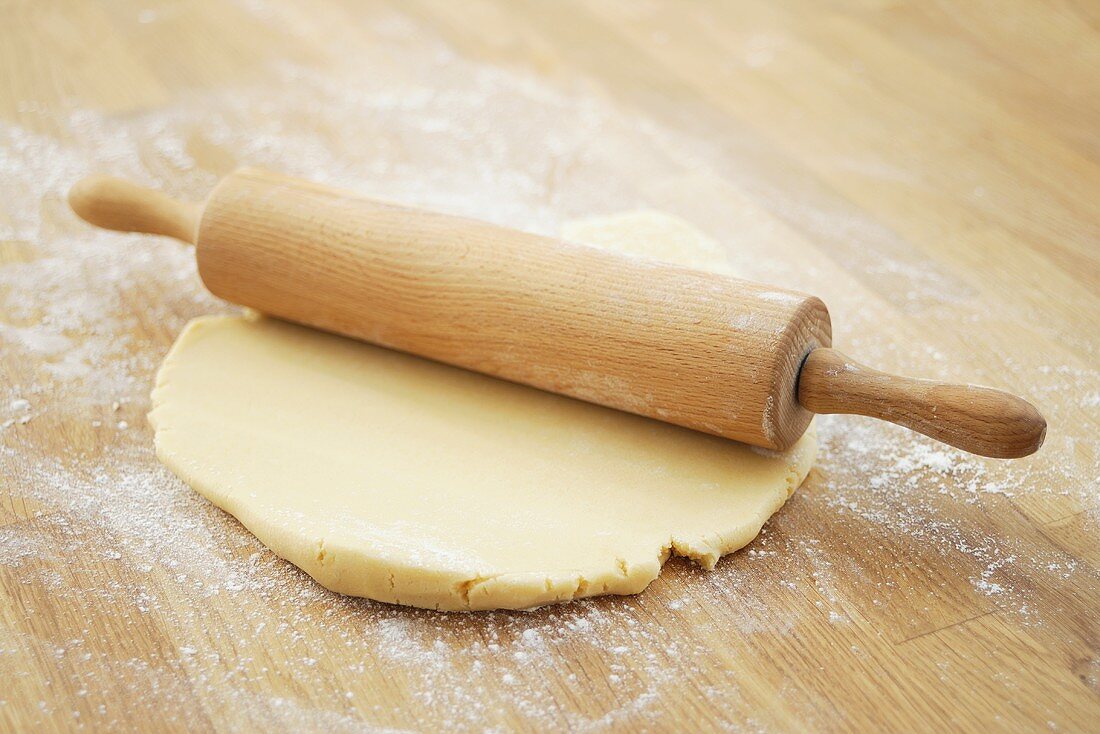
[150, 211, 817, 610]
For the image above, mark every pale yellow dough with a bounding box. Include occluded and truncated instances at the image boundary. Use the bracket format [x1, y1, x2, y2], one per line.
[149, 212, 816, 610]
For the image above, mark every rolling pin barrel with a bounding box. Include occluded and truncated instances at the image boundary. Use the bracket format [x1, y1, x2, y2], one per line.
[69, 168, 1047, 458]
[197, 169, 831, 450]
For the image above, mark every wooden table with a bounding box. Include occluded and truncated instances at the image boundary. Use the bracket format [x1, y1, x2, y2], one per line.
[2, 1, 1097, 730]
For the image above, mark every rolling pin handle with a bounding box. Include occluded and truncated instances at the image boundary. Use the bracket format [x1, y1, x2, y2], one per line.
[68, 175, 199, 245]
[798, 348, 1046, 459]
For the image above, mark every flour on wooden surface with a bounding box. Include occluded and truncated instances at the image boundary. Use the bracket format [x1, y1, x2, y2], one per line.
[0, 1, 1097, 730]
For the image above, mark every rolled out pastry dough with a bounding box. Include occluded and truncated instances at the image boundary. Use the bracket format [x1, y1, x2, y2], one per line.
[150, 211, 816, 610]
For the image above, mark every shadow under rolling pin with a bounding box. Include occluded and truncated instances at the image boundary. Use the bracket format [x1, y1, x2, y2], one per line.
[69, 169, 1046, 459]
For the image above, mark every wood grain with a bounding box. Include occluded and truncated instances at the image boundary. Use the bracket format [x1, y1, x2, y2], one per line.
[73, 168, 833, 450]
[68, 170, 1044, 456]
[1, 1, 1098, 732]
[799, 348, 1046, 458]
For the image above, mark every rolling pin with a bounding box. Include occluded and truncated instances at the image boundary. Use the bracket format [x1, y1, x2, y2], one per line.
[68, 168, 1046, 459]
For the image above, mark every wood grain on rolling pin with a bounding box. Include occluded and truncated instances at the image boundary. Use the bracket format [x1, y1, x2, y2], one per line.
[197, 168, 833, 450]
[69, 169, 1043, 458]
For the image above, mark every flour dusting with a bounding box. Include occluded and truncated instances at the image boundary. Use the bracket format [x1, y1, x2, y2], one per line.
[1, 1, 1097, 731]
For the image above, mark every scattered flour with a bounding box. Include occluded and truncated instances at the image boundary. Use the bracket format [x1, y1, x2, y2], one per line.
[0, 1, 1096, 731]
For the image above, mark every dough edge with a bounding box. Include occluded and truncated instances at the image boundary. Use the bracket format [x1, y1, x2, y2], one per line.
[149, 315, 817, 612]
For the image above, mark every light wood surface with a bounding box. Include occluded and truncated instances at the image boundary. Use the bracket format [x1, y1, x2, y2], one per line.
[2, 1, 1098, 732]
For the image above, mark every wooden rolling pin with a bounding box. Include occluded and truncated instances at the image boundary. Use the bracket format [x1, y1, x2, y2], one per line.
[69, 168, 1046, 458]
